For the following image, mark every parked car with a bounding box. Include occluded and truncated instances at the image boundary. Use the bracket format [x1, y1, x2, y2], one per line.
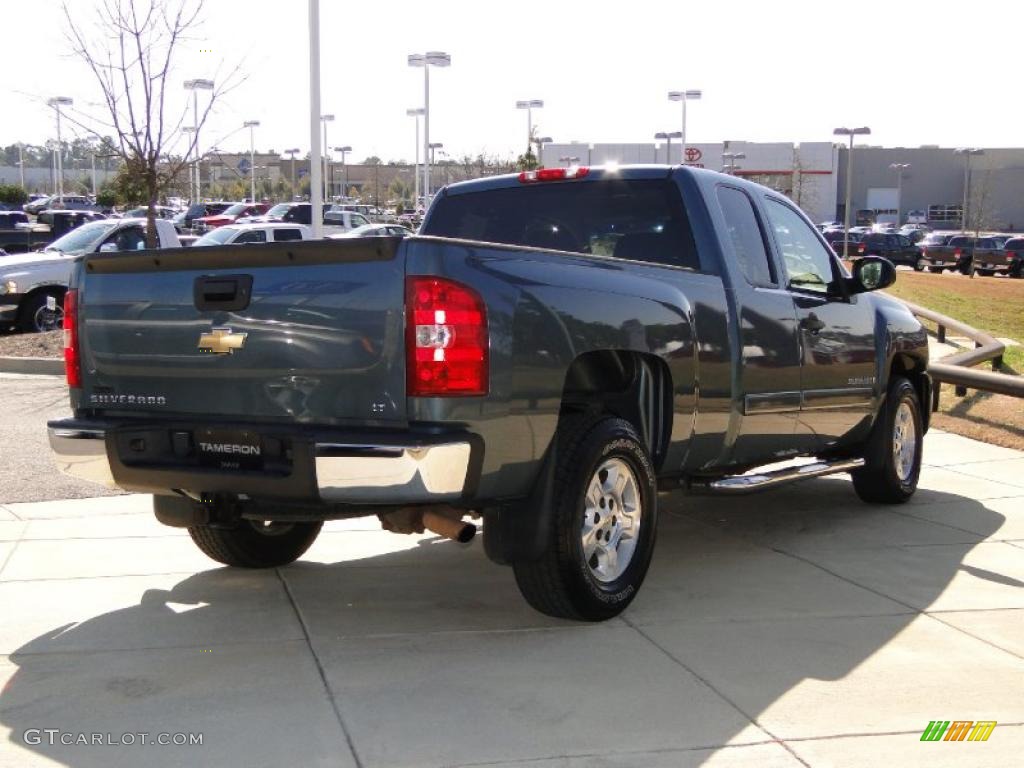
[123, 205, 180, 220]
[192, 222, 312, 246]
[917, 233, 956, 272]
[36, 209, 106, 228]
[0, 218, 180, 332]
[36, 195, 96, 214]
[1001, 238, 1024, 278]
[323, 209, 372, 231]
[49, 165, 929, 621]
[178, 201, 235, 230]
[238, 202, 333, 226]
[328, 223, 415, 239]
[23, 196, 54, 215]
[920, 235, 1004, 275]
[193, 203, 270, 233]
[858, 232, 924, 270]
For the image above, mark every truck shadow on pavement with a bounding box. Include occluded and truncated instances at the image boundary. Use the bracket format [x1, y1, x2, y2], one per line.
[1, 480, 1014, 767]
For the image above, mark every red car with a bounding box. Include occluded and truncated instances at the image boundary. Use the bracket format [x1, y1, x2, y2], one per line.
[193, 202, 269, 231]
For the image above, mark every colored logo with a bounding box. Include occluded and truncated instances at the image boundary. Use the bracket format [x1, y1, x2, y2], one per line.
[920, 720, 996, 742]
[198, 328, 247, 355]
[685, 147, 702, 162]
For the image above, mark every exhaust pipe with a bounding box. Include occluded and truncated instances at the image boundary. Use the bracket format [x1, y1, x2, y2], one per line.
[378, 506, 477, 543]
[422, 510, 477, 543]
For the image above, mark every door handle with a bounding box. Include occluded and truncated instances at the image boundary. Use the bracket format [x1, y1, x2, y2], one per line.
[194, 274, 253, 312]
[800, 314, 825, 334]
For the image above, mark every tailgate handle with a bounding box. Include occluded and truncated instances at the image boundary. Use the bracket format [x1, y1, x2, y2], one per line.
[194, 275, 253, 312]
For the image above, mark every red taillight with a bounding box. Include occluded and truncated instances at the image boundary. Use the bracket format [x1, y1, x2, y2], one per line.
[518, 166, 590, 183]
[406, 277, 488, 396]
[954, 248, 962, 257]
[63, 289, 81, 388]
[857, 244, 865, 254]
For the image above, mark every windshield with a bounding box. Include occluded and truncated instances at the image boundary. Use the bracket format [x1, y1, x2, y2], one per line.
[222, 204, 248, 216]
[193, 227, 240, 246]
[265, 203, 291, 217]
[44, 220, 119, 254]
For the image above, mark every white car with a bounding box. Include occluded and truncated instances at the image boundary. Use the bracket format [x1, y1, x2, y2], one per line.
[0, 218, 180, 332]
[192, 222, 312, 246]
[323, 209, 372, 232]
[328, 223, 414, 239]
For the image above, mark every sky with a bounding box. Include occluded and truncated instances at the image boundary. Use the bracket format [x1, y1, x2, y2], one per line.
[2, 0, 1019, 163]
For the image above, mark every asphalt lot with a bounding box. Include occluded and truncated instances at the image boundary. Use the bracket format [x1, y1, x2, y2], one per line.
[1, 374, 1023, 767]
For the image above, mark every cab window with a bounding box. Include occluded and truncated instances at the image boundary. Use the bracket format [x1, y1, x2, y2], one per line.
[234, 229, 267, 244]
[102, 226, 146, 251]
[764, 198, 837, 294]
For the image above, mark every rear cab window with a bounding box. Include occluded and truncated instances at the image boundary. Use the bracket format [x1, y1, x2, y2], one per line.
[423, 178, 703, 272]
[716, 185, 775, 286]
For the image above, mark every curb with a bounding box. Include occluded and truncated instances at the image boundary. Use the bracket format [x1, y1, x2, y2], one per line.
[0, 356, 63, 375]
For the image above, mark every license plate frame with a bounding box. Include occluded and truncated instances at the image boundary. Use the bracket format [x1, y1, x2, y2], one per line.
[195, 428, 264, 471]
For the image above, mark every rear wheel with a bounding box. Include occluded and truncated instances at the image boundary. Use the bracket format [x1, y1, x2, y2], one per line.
[913, 256, 925, 272]
[188, 520, 322, 567]
[512, 416, 658, 621]
[852, 376, 923, 504]
[976, 268, 994, 277]
[928, 266, 944, 274]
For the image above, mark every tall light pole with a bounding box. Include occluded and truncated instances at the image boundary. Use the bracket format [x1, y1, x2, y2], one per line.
[655, 131, 682, 163]
[46, 97, 72, 201]
[334, 145, 351, 200]
[834, 126, 871, 259]
[320, 114, 334, 200]
[284, 148, 300, 198]
[668, 90, 701, 163]
[954, 148, 984, 232]
[184, 79, 214, 201]
[722, 152, 746, 175]
[244, 120, 261, 202]
[17, 143, 25, 190]
[889, 163, 910, 225]
[308, 0, 323, 236]
[408, 51, 451, 205]
[406, 108, 424, 207]
[181, 126, 196, 198]
[428, 142, 443, 192]
[535, 136, 553, 167]
[515, 99, 544, 159]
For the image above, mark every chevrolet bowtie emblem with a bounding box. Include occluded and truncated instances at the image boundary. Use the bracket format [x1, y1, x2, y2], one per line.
[198, 327, 247, 355]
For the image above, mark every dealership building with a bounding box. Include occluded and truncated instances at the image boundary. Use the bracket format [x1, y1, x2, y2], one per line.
[540, 141, 1024, 232]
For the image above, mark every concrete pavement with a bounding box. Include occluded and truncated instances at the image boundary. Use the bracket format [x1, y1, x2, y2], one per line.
[1, 429, 1023, 767]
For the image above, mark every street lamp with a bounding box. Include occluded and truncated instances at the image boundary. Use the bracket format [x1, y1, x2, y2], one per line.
[320, 114, 334, 200]
[515, 99, 544, 158]
[722, 152, 746, 174]
[954, 148, 984, 232]
[889, 163, 910, 226]
[243, 120, 260, 202]
[406, 107, 425, 207]
[559, 155, 580, 168]
[535, 136, 553, 167]
[408, 51, 451, 204]
[428, 142, 443, 192]
[668, 89, 701, 163]
[334, 146, 352, 200]
[17, 143, 25, 191]
[833, 126, 871, 259]
[284, 148, 301, 198]
[46, 97, 72, 200]
[181, 126, 196, 198]
[654, 131, 682, 164]
[184, 79, 214, 201]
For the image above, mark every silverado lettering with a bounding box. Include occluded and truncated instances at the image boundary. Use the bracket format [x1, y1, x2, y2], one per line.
[49, 164, 930, 621]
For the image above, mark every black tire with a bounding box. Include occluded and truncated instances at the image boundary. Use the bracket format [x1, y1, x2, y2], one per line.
[928, 267, 944, 274]
[912, 257, 925, 272]
[852, 377, 923, 504]
[512, 416, 658, 621]
[188, 520, 322, 567]
[1010, 262, 1023, 279]
[975, 268, 994, 277]
[18, 290, 64, 333]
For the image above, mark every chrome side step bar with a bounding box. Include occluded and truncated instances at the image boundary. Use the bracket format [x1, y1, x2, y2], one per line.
[690, 457, 865, 495]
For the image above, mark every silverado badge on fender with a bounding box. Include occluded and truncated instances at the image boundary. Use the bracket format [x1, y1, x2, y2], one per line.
[198, 327, 247, 355]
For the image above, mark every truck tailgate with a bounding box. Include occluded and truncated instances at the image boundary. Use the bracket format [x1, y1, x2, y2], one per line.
[77, 238, 407, 425]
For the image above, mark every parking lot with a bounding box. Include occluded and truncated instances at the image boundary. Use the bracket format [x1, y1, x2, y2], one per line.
[1, 373, 1022, 767]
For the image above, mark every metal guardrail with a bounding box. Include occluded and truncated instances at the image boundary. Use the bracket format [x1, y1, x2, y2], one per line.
[899, 299, 1024, 402]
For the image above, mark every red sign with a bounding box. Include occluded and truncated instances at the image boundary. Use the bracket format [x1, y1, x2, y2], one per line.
[685, 147, 703, 162]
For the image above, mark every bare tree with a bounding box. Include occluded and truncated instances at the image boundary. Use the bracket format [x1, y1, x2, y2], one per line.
[62, 0, 242, 246]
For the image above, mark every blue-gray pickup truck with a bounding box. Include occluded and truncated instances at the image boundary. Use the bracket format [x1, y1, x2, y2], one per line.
[48, 165, 930, 620]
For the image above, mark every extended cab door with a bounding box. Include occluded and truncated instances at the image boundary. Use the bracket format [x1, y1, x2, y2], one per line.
[715, 185, 805, 464]
[761, 198, 876, 450]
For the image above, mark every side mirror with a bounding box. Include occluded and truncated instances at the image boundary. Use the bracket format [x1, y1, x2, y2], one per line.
[850, 256, 896, 293]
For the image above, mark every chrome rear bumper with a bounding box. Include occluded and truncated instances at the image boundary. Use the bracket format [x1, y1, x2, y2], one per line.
[48, 420, 471, 504]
